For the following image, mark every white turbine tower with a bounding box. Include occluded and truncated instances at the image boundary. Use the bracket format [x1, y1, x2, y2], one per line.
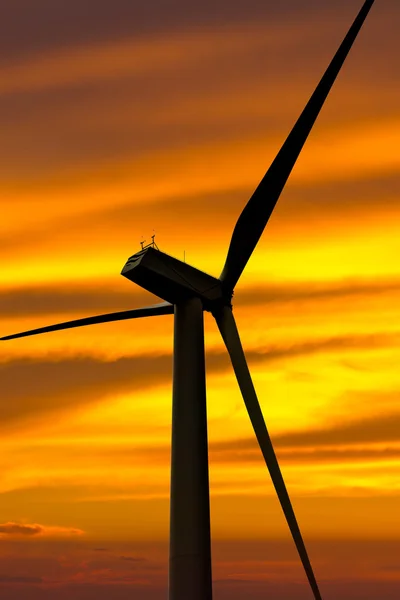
[2, 1, 376, 598]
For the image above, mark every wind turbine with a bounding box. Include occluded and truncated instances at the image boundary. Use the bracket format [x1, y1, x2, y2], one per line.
[1, 1, 376, 598]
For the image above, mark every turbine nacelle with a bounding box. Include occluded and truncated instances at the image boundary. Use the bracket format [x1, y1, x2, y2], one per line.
[121, 247, 227, 311]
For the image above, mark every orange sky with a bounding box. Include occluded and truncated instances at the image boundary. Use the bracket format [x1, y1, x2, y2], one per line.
[1, 0, 400, 598]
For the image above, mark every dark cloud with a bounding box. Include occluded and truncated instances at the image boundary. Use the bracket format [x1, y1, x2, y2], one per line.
[99, 413, 400, 466]
[23, 419, 400, 468]
[214, 578, 257, 585]
[0, 354, 173, 425]
[0, 331, 398, 425]
[0, 583, 165, 600]
[210, 393, 400, 462]
[210, 439, 400, 466]
[235, 276, 400, 308]
[0, 522, 83, 538]
[274, 404, 400, 448]
[93, 172, 400, 242]
[1, 169, 398, 263]
[119, 556, 146, 562]
[0, 188, 249, 256]
[0, 0, 395, 180]
[281, 171, 400, 214]
[0, 0, 380, 65]
[242, 333, 400, 366]
[0, 0, 276, 62]
[0, 575, 43, 584]
[0, 523, 42, 536]
[0, 282, 158, 318]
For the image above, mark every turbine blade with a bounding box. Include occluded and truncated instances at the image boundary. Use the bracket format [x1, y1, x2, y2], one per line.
[220, 0, 375, 292]
[214, 305, 322, 600]
[1, 301, 174, 340]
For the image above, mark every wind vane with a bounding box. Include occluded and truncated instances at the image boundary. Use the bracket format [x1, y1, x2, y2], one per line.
[140, 233, 159, 251]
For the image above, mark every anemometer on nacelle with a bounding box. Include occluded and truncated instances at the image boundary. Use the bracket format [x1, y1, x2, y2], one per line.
[140, 233, 159, 252]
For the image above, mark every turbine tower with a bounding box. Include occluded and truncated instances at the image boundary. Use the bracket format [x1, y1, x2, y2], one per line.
[2, 1, 376, 598]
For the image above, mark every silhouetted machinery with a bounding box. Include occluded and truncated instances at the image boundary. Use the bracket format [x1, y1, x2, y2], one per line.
[122, 238, 224, 311]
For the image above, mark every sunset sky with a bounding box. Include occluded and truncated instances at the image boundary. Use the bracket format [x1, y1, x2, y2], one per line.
[0, 0, 399, 598]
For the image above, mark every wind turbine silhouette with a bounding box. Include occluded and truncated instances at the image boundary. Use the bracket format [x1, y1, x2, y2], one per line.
[1, 1, 376, 598]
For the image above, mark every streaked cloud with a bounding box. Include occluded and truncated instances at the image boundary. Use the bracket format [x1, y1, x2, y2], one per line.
[118, 555, 145, 562]
[274, 403, 400, 448]
[0, 26, 313, 97]
[0, 282, 156, 317]
[0, 575, 43, 584]
[0, 522, 83, 538]
[235, 277, 400, 308]
[2, 0, 394, 66]
[3, 273, 400, 320]
[217, 444, 400, 466]
[0, 354, 172, 425]
[0, 523, 42, 536]
[1, 331, 398, 425]
[210, 407, 400, 461]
